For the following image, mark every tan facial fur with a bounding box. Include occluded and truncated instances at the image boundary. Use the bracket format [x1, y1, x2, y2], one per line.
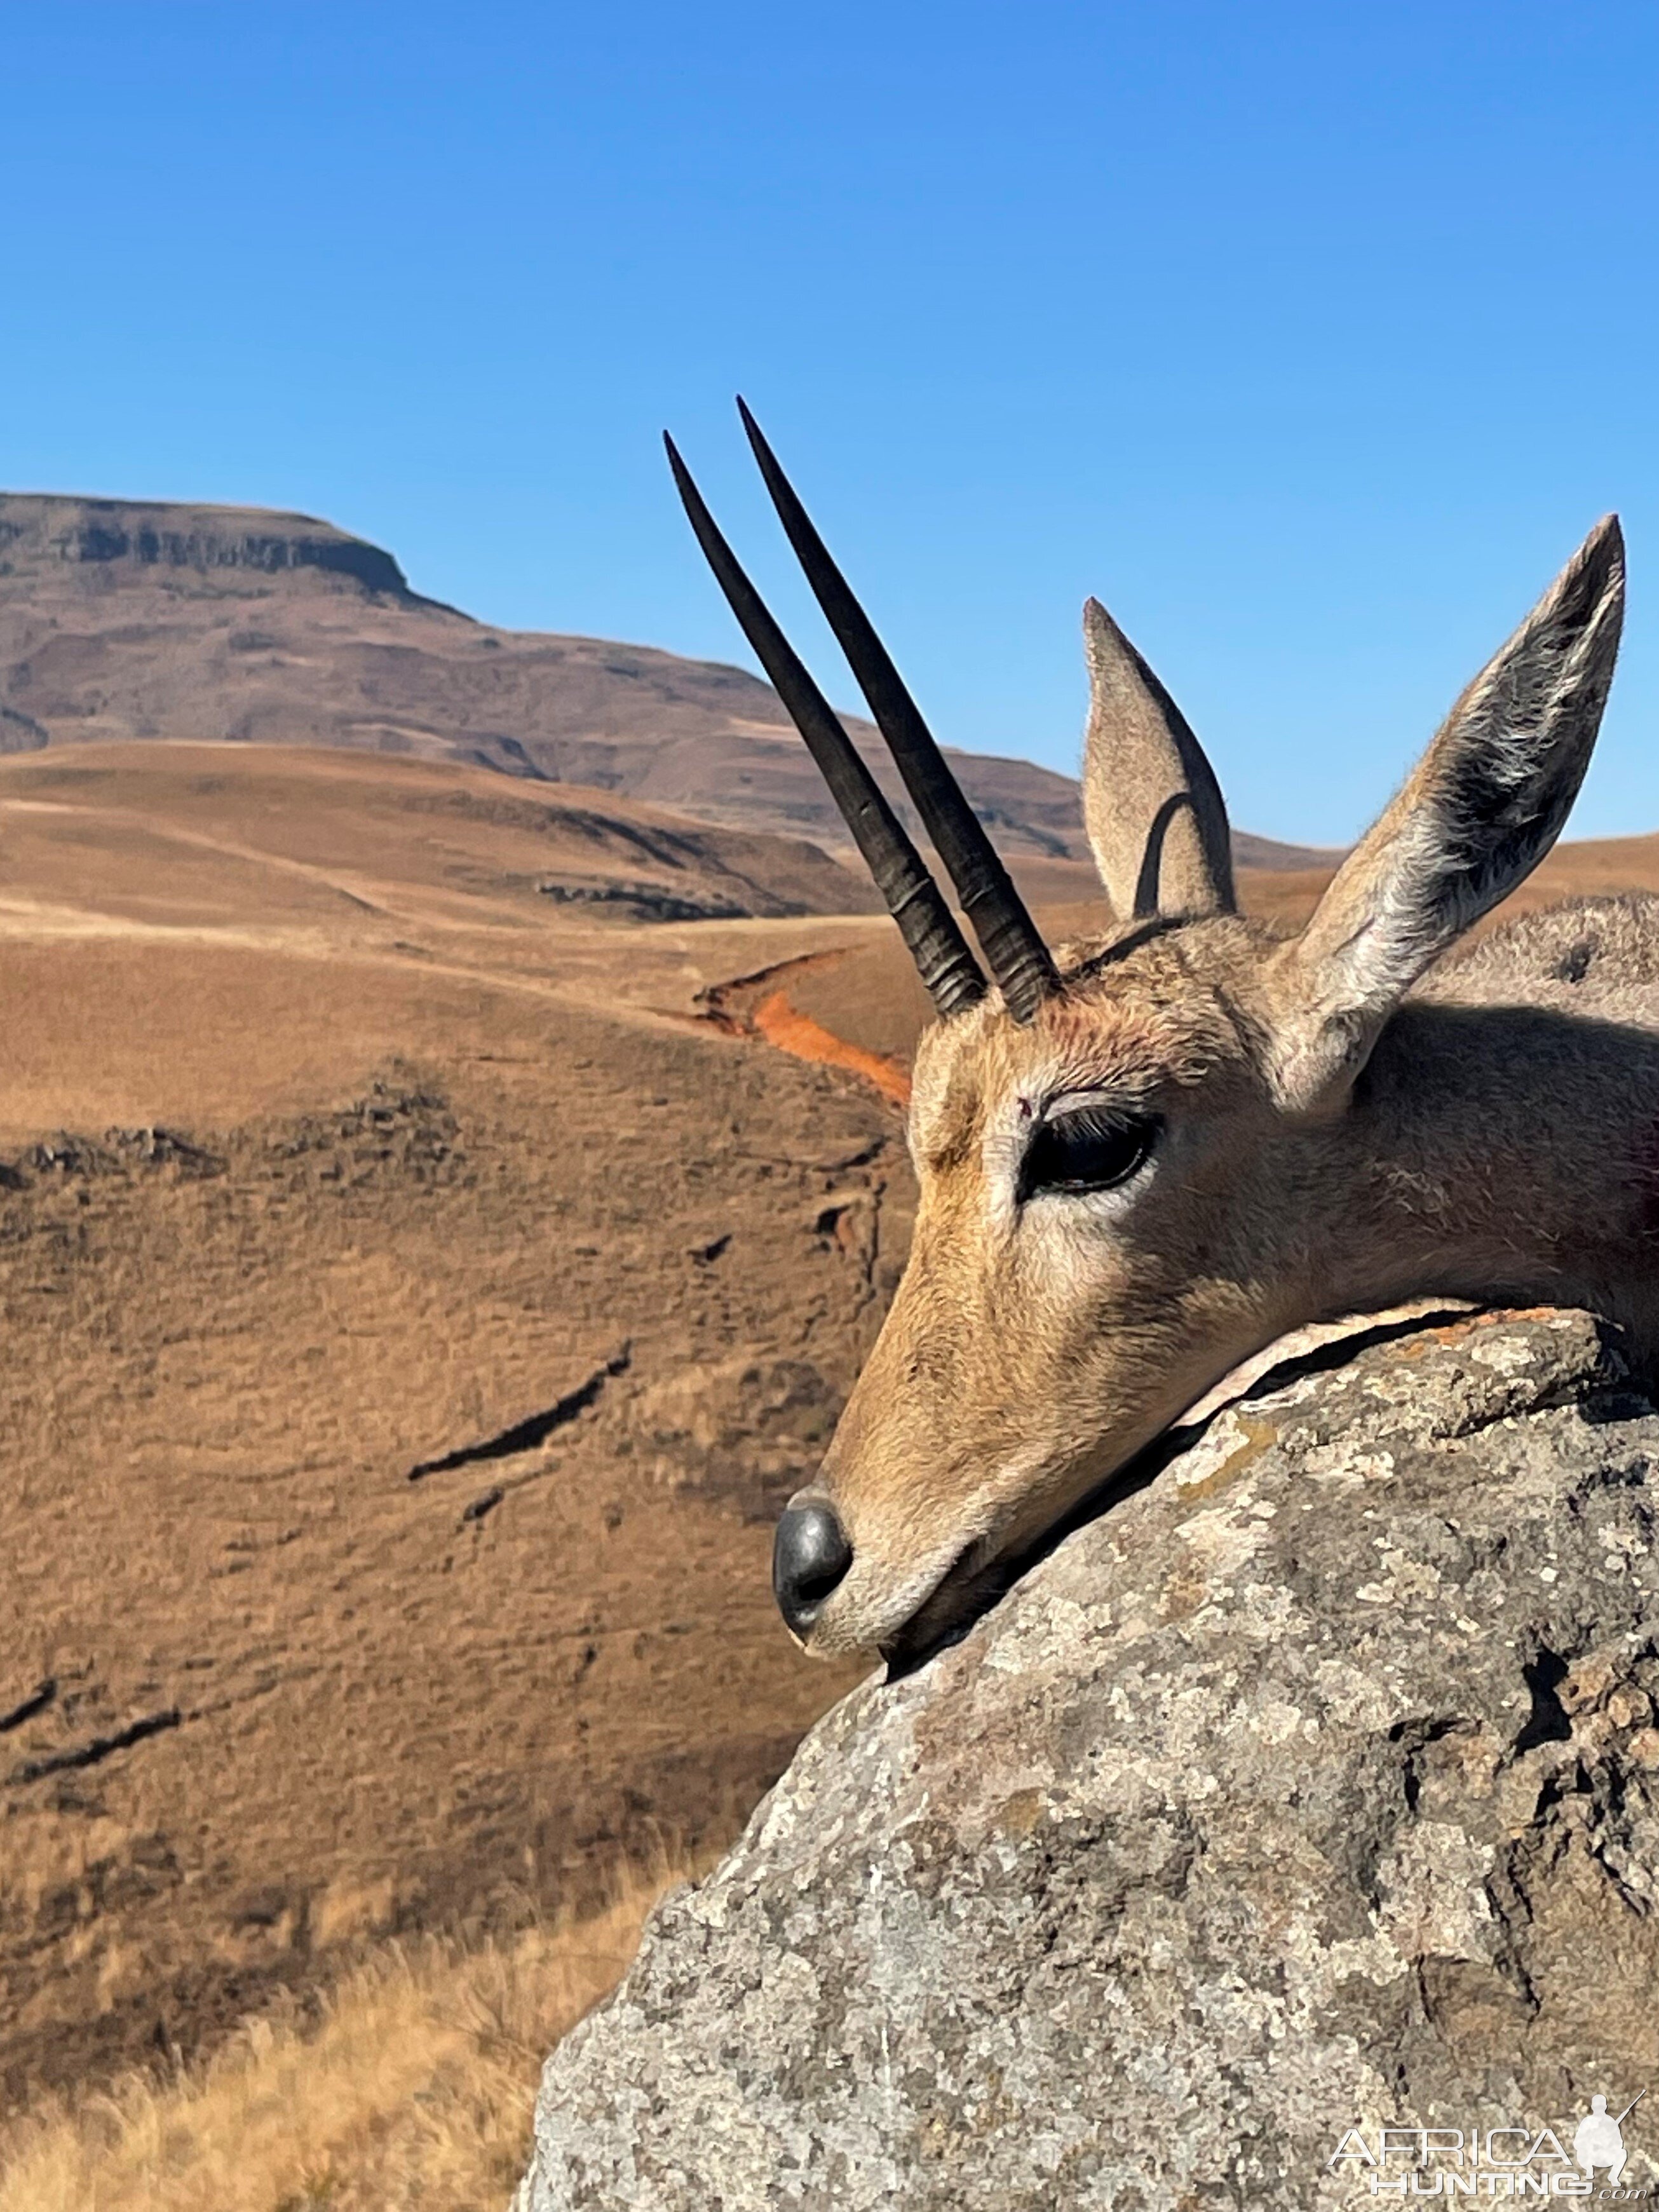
[802, 921, 1296, 1657]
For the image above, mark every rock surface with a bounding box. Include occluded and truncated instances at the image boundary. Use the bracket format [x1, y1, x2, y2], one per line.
[518, 1308, 1659, 2209]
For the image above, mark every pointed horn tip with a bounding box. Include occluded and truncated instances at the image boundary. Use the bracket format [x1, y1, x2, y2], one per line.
[662, 437, 708, 524]
[736, 395, 773, 465]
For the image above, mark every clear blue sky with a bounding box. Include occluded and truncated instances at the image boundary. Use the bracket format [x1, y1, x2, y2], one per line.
[3, 3, 1655, 843]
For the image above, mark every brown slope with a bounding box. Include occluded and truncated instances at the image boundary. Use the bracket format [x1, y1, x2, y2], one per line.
[0, 740, 908, 2112]
[0, 737, 884, 943]
[0, 491, 1334, 874]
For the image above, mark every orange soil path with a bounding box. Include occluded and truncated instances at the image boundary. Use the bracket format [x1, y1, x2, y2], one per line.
[751, 990, 913, 1107]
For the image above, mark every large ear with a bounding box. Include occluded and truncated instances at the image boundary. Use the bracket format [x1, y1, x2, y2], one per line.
[1081, 597, 1236, 920]
[1268, 515, 1625, 1116]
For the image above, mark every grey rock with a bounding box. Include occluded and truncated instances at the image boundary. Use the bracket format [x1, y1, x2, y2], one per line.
[519, 1309, 1659, 2209]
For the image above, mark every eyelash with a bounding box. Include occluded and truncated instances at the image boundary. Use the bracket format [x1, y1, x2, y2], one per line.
[1017, 1109, 1160, 1204]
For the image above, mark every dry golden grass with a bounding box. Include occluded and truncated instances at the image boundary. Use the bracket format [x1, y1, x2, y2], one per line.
[0, 1861, 680, 2212]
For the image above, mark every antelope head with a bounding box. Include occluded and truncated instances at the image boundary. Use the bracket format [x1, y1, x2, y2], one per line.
[668, 407, 1625, 1664]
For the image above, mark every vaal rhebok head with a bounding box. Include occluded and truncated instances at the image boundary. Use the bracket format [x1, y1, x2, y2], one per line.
[669, 405, 1653, 1666]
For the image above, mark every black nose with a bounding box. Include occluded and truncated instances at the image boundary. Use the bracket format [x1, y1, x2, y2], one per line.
[773, 1501, 853, 1636]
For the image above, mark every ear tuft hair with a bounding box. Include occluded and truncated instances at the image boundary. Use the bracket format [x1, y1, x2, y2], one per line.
[1409, 513, 1623, 940]
[1270, 515, 1625, 1115]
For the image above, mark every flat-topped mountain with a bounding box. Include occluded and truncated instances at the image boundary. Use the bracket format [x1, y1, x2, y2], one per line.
[0, 491, 1332, 876]
[0, 492, 419, 600]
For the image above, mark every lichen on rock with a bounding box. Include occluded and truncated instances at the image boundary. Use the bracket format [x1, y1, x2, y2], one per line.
[518, 1308, 1659, 2209]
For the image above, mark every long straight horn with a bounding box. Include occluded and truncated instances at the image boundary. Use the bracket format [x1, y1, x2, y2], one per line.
[664, 433, 986, 1019]
[737, 398, 1058, 1024]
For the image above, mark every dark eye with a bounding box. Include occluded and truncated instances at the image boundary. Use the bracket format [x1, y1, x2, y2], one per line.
[1018, 1109, 1158, 1202]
